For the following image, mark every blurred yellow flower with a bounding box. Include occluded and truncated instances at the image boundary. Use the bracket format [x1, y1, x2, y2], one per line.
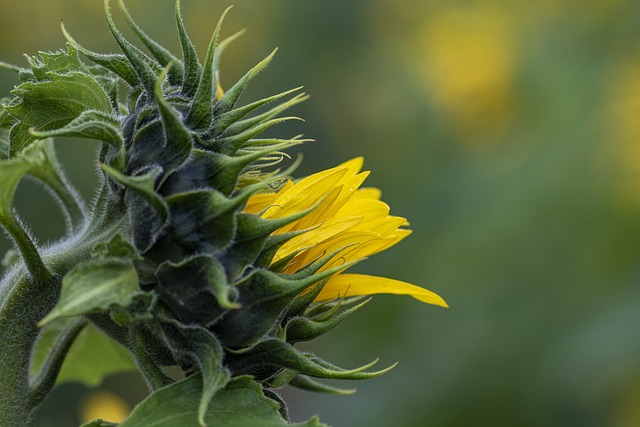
[244, 158, 447, 307]
[80, 390, 130, 423]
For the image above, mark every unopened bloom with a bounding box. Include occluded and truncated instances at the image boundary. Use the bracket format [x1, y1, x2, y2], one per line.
[244, 157, 448, 307]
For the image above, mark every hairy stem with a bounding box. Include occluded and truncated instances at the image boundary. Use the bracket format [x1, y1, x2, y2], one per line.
[0, 215, 51, 283]
[0, 272, 60, 427]
[28, 317, 88, 409]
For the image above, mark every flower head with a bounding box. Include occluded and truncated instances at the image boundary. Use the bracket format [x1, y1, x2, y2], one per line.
[245, 157, 448, 307]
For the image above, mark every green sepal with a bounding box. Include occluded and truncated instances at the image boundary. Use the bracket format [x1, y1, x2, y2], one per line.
[175, 0, 202, 97]
[227, 338, 396, 380]
[158, 320, 228, 427]
[100, 164, 169, 252]
[254, 229, 309, 270]
[154, 65, 193, 177]
[218, 209, 310, 282]
[155, 255, 238, 326]
[216, 117, 302, 156]
[288, 374, 356, 395]
[38, 258, 141, 326]
[109, 291, 155, 327]
[29, 110, 123, 148]
[91, 233, 142, 260]
[118, 374, 325, 427]
[215, 262, 352, 347]
[116, 0, 183, 86]
[282, 280, 328, 321]
[284, 298, 370, 343]
[157, 186, 260, 260]
[213, 49, 277, 117]
[61, 22, 139, 87]
[161, 143, 296, 198]
[6, 71, 112, 155]
[209, 87, 303, 137]
[186, 6, 232, 130]
[222, 92, 308, 138]
[103, 0, 160, 95]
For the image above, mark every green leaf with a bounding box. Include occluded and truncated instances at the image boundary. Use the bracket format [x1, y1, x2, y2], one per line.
[31, 321, 136, 387]
[6, 71, 113, 154]
[29, 110, 123, 148]
[0, 139, 50, 219]
[119, 375, 326, 427]
[61, 22, 139, 87]
[159, 321, 228, 426]
[39, 258, 140, 326]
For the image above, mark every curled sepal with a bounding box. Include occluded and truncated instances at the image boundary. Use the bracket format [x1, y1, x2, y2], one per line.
[155, 255, 239, 326]
[118, 374, 324, 427]
[29, 110, 123, 148]
[227, 338, 397, 380]
[288, 375, 356, 395]
[61, 22, 139, 87]
[284, 298, 370, 343]
[158, 321, 228, 427]
[100, 164, 169, 252]
[38, 258, 141, 326]
[214, 261, 356, 347]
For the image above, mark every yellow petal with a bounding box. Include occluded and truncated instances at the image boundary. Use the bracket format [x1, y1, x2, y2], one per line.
[263, 168, 348, 219]
[274, 216, 364, 262]
[315, 273, 448, 307]
[243, 192, 279, 214]
[352, 187, 382, 200]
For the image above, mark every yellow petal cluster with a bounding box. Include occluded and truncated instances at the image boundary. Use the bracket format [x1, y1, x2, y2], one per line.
[244, 158, 448, 308]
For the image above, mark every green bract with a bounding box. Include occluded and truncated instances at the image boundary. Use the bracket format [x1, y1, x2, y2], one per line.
[0, 1, 391, 426]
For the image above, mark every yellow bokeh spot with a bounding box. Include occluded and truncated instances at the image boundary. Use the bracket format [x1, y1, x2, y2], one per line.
[412, 5, 518, 144]
[80, 390, 130, 424]
[601, 55, 640, 209]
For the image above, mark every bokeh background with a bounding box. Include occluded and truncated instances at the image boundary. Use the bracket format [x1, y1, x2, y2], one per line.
[2, 0, 640, 426]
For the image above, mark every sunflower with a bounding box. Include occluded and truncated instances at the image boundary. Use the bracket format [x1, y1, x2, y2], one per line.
[244, 157, 448, 307]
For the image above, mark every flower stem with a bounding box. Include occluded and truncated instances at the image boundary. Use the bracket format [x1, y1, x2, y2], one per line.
[0, 214, 51, 283]
[28, 317, 88, 409]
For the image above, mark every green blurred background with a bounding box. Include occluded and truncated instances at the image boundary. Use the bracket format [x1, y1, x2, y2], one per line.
[2, 0, 640, 426]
